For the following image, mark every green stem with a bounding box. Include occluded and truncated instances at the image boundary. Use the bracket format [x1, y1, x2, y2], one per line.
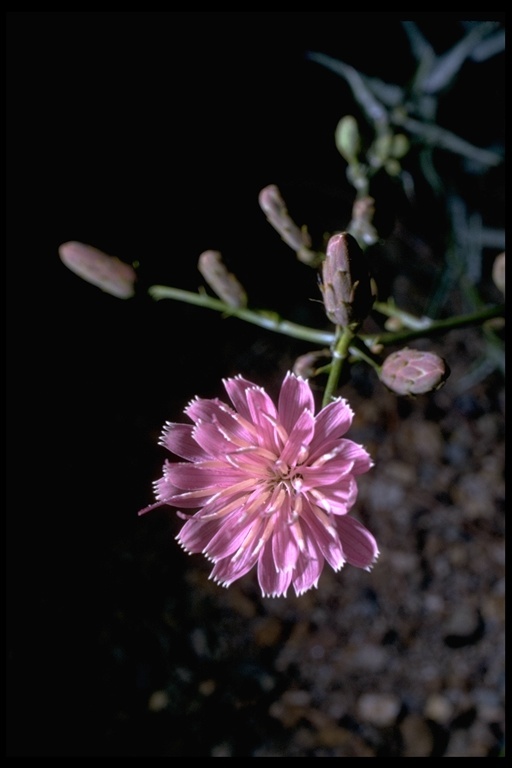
[322, 326, 355, 407]
[372, 300, 433, 330]
[149, 285, 504, 349]
[374, 304, 504, 345]
[148, 285, 334, 344]
[348, 340, 383, 372]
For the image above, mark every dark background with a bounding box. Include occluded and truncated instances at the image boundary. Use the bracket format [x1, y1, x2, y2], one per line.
[6, 13, 505, 757]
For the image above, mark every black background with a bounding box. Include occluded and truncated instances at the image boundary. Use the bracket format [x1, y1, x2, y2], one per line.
[6, 13, 505, 756]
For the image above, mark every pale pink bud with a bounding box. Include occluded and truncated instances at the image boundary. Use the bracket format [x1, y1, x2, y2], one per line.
[258, 185, 317, 265]
[319, 232, 374, 327]
[198, 250, 248, 308]
[59, 241, 136, 299]
[348, 196, 378, 246]
[380, 348, 449, 396]
[492, 252, 505, 296]
[292, 349, 331, 378]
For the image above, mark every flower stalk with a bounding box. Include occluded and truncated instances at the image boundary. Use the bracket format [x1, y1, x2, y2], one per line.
[149, 284, 504, 349]
[322, 325, 356, 407]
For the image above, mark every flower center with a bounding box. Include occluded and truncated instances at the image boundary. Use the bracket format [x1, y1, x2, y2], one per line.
[270, 458, 303, 495]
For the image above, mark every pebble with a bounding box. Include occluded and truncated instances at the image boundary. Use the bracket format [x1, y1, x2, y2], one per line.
[424, 693, 453, 724]
[356, 692, 401, 727]
[400, 714, 434, 756]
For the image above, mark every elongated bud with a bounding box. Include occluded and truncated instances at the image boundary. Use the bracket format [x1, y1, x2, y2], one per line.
[348, 195, 378, 246]
[380, 348, 449, 396]
[198, 250, 248, 308]
[319, 232, 374, 327]
[492, 252, 505, 296]
[59, 241, 136, 299]
[335, 115, 361, 162]
[258, 185, 318, 265]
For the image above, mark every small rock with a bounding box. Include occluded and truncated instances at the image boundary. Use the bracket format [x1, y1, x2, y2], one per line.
[147, 690, 169, 712]
[400, 714, 434, 756]
[424, 693, 453, 724]
[357, 692, 401, 727]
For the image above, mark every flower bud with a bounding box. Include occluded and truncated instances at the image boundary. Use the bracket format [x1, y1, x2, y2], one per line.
[258, 185, 318, 265]
[292, 349, 331, 378]
[492, 251, 505, 296]
[390, 133, 409, 160]
[372, 133, 393, 166]
[384, 158, 401, 177]
[319, 232, 374, 327]
[198, 250, 248, 308]
[59, 241, 136, 299]
[335, 115, 361, 162]
[348, 196, 378, 246]
[380, 348, 449, 396]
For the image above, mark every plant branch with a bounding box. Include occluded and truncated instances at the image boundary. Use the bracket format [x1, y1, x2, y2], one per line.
[149, 284, 504, 350]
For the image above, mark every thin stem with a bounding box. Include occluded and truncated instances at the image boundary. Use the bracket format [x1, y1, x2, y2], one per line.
[322, 326, 355, 407]
[372, 300, 433, 330]
[393, 114, 503, 167]
[149, 284, 504, 349]
[149, 285, 335, 344]
[374, 304, 504, 345]
[348, 341, 382, 372]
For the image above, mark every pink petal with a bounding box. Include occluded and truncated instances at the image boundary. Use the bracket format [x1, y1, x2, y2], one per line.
[211, 404, 257, 446]
[203, 508, 263, 561]
[176, 516, 223, 554]
[257, 539, 294, 597]
[180, 479, 261, 516]
[153, 472, 181, 501]
[271, 498, 300, 573]
[307, 437, 343, 464]
[335, 515, 379, 569]
[165, 461, 242, 490]
[159, 423, 208, 461]
[320, 476, 359, 514]
[164, 489, 216, 508]
[301, 503, 345, 571]
[291, 536, 324, 596]
[310, 398, 354, 451]
[277, 372, 315, 433]
[138, 499, 173, 516]
[245, 387, 278, 441]
[187, 397, 259, 448]
[279, 409, 315, 466]
[184, 396, 226, 424]
[208, 545, 260, 587]
[192, 421, 237, 456]
[222, 376, 257, 421]
[301, 457, 355, 489]
[337, 440, 373, 475]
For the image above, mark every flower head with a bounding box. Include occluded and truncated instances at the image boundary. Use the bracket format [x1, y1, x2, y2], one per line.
[139, 372, 378, 597]
[380, 348, 449, 396]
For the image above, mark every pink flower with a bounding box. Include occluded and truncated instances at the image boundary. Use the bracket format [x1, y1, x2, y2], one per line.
[139, 372, 378, 597]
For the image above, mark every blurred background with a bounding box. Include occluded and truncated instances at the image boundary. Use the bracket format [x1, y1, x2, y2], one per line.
[6, 13, 505, 756]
